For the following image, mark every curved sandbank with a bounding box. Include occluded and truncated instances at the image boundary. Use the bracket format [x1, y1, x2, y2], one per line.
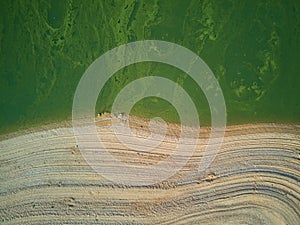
[0, 115, 299, 224]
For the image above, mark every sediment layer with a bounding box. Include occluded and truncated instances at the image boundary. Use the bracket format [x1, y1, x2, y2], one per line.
[0, 117, 299, 224]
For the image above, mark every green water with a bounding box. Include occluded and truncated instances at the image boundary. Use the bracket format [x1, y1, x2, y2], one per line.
[0, 0, 299, 134]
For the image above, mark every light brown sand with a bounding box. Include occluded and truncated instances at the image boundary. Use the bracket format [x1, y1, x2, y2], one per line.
[1, 115, 299, 224]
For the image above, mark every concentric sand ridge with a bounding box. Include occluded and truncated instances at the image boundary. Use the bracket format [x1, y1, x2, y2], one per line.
[1, 116, 299, 224]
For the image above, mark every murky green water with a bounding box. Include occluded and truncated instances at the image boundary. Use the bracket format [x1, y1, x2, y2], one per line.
[0, 0, 299, 134]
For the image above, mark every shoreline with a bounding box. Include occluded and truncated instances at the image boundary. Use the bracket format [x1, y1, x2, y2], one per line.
[1, 113, 299, 224]
[1, 112, 300, 141]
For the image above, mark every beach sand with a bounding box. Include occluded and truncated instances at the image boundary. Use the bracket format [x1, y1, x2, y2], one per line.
[1, 115, 299, 224]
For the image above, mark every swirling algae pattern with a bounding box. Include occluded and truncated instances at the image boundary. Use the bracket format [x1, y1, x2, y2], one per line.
[1, 0, 299, 134]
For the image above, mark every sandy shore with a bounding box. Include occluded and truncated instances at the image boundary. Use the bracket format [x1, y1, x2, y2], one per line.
[0, 115, 299, 224]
